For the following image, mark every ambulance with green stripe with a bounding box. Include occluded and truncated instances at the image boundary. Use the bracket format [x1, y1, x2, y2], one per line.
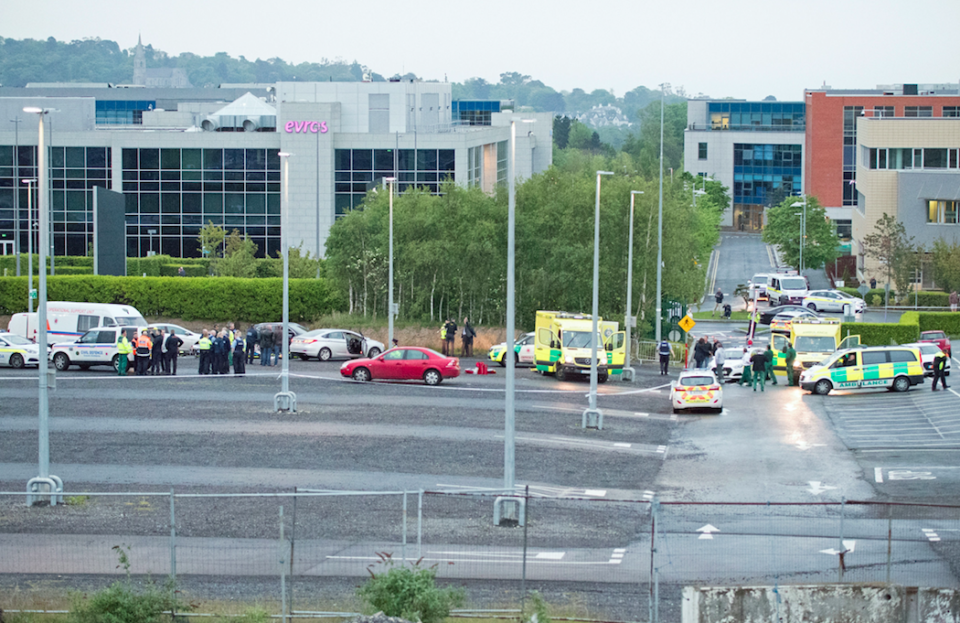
[799, 345, 925, 395]
[770, 317, 859, 384]
[534, 311, 626, 382]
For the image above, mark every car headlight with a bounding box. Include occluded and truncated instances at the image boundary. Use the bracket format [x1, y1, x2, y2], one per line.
[565, 354, 576, 364]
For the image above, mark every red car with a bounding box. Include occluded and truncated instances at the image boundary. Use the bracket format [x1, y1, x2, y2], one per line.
[919, 330, 952, 358]
[340, 347, 460, 385]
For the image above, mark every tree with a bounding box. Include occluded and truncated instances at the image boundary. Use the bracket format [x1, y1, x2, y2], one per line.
[931, 238, 960, 294]
[762, 197, 840, 272]
[553, 115, 571, 149]
[861, 213, 917, 297]
[215, 230, 258, 278]
[198, 221, 226, 260]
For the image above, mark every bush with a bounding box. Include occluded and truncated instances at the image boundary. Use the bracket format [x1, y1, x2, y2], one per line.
[160, 263, 207, 277]
[55, 266, 94, 275]
[841, 321, 919, 346]
[358, 553, 465, 623]
[915, 312, 960, 337]
[840, 287, 951, 308]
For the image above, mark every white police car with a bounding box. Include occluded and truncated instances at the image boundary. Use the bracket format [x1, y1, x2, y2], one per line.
[670, 369, 724, 413]
[50, 326, 139, 372]
[802, 290, 866, 314]
[0, 333, 42, 368]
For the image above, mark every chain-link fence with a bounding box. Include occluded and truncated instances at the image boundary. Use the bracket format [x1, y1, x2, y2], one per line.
[2, 490, 959, 622]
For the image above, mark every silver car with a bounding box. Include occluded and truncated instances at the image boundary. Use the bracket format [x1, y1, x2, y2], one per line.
[290, 329, 384, 361]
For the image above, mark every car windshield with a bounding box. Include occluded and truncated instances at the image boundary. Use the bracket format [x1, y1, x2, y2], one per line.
[916, 344, 940, 354]
[781, 278, 807, 290]
[2, 334, 33, 346]
[752, 275, 767, 284]
[923, 332, 945, 340]
[116, 316, 147, 327]
[563, 331, 600, 348]
[680, 376, 714, 387]
[835, 291, 856, 299]
[794, 336, 837, 352]
[290, 323, 308, 334]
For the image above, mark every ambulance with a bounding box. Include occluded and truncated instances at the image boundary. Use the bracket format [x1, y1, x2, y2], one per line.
[8, 302, 147, 342]
[799, 346, 925, 395]
[770, 317, 859, 384]
[533, 311, 626, 382]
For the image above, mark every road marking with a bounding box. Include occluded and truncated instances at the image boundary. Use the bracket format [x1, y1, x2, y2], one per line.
[608, 548, 626, 564]
[583, 489, 607, 497]
[697, 524, 720, 540]
[821, 540, 856, 556]
[807, 481, 838, 495]
[656, 446, 667, 453]
[642, 490, 655, 500]
[535, 552, 565, 560]
[922, 529, 941, 543]
[888, 470, 936, 481]
[614, 443, 632, 448]
[875, 467, 883, 483]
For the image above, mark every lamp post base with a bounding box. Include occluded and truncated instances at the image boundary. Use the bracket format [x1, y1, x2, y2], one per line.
[493, 496, 526, 526]
[274, 391, 297, 413]
[620, 367, 636, 382]
[582, 408, 603, 430]
[26, 475, 63, 506]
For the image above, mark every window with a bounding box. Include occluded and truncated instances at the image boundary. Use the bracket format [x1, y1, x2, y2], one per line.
[861, 351, 888, 366]
[888, 350, 917, 363]
[698, 143, 708, 160]
[924, 149, 948, 168]
[77, 314, 100, 333]
[873, 106, 894, 118]
[927, 200, 960, 224]
[905, 106, 933, 118]
[945, 106, 960, 118]
[404, 350, 428, 360]
[96, 330, 117, 344]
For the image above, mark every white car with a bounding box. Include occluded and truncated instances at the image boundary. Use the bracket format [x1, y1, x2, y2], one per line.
[0, 333, 42, 368]
[748, 273, 771, 301]
[488, 332, 535, 367]
[905, 342, 952, 378]
[670, 369, 723, 413]
[802, 290, 866, 314]
[50, 326, 140, 372]
[147, 323, 201, 354]
[290, 329, 384, 361]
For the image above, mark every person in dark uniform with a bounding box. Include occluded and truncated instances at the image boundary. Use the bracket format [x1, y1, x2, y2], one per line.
[751, 350, 767, 392]
[658, 339, 671, 375]
[150, 329, 165, 375]
[165, 330, 183, 376]
[932, 352, 949, 391]
[783, 343, 797, 386]
[764, 345, 778, 385]
[233, 329, 246, 375]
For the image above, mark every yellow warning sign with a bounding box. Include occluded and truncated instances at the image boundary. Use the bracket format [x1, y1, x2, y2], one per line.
[678, 315, 696, 333]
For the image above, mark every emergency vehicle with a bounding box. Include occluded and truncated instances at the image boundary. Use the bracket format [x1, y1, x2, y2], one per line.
[670, 368, 723, 413]
[8, 302, 147, 342]
[50, 325, 140, 372]
[799, 346, 925, 395]
[770, 317, 859, 384]
[767, 274, 809, 306]
[488, 332, 535, 367]
[533, 311, 626, 382]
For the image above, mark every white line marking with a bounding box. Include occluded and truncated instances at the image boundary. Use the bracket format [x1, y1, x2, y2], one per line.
[614, 548, 626, 553]
[608, 559, 623, 564]
[583, 489, 607, 497]
[535, 552, 565, 560]
[875, 467, 883, 483]
[611, 553, 624, 559]
[614, 443, 632, 448]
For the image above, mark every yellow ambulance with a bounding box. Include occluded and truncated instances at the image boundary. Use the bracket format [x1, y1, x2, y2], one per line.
[534, 311, 626, 382]
[799, 346, 925, 395]
[770, 318, 859, 384]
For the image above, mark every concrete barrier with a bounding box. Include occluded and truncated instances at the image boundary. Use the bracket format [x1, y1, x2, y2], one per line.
[682, 585, 960, 623]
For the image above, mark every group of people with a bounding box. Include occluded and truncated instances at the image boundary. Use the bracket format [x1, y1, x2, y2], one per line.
[735, 343, 797, 391]
[692, 337, 726, 374]
[116, 328, 183, 377]
[196, 323, 248, 375]
[241, 324, 282, 367]
[440, 317, 476, 357]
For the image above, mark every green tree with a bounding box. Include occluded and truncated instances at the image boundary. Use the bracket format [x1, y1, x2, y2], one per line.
[621, 99, 687, 177]
[198, 221, 226, 260]
[931, 238, 960, 294]
[762, 197, 840, 272]
[215, 229, 258, 278]
[553, 115, 572, 149]
[861, 213, 918, 297]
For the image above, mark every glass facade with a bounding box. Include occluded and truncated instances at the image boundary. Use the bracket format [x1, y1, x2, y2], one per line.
[928, 200, 960, 225]
[868, 148, 960, 170]
[452, 100, 501, 126]
[708, 102, 805, 131]
[0, 145, 112, 257]
[334, 148, 454, 217]
[95, 101, 157, 125]
[842, 106, 863, 206]
[732, 144, 802, 204]
[122, 148, 281, 258]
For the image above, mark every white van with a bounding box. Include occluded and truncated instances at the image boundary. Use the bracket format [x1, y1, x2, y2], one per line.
[767, 275, 810, 306]
[8, 302, 147, 343]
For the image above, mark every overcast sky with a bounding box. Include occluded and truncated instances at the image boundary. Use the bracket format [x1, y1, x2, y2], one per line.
[5, 0, 959, 102]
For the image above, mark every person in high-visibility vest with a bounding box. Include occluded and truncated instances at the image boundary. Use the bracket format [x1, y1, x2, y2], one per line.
[116, 333, 133, 376]
[135, 330, 153, 376]
[197, 330, 213, 375]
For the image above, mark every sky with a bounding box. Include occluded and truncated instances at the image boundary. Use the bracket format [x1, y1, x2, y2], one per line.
[4, 0, 959, 102]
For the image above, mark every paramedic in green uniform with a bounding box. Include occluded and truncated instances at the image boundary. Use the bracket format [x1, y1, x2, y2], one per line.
[764, 345, 778, 385]
[783, 343, 797, 386]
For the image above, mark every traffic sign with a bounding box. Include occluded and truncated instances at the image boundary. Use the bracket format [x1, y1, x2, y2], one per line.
[857, 283, 870, 297]
[29, 289, 37, 300]
[678, 315, 695, 333]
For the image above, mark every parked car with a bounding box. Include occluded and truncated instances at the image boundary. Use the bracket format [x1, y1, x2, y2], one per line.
[670, 369, 723, 413]
[758, 304, 810, 325]
[770, 309, 819, 334]
[802, 290, 866, 314]
[488, 332, 535, 367]
[50, 326, 140, 372]
[291, 329, 384, 361]
[0, 333, 42, 368]
[905, 342, 952, 377]
[340, 346, 460, 385]
[146, 323, 200, 354]
[919, 330, 952, 358]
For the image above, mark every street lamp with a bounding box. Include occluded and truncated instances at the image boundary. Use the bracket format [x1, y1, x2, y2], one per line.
[10, 116, 21, 276]
[22, 179, 36, 313]
[147, 228, 157, 257]
[494, 118, 534, 527]
[655, 83, 670, 344]
[623, 190, 644, 382]
[274, 152, 296, 413]
[23, 106, 62, 506]
[384, 177, 397, 347]
[791, 200, 807, 273]
[583, 170, 614, 430]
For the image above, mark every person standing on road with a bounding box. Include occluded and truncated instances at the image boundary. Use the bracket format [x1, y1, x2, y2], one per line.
[197, 329, 212, 375]
[246, 325, 259, 364]
[783, 342, 797, 386]
[260, 325, 274, 366]
[165, 330, 182, 376]
[751, 349, 767, 392]
[693, 337, 708, 369]
[461, 317, 476, 357]
[658, 339, 671, 375]
[150, 329, 165, 375]
[950, 290, 959, 312]
[116, 332, 132, 376]
[932, 352, 949, 391]
[712, 288, 724, 317]
[738, 348, 753, 387]
[713, 341, 726, 379]
[233, 328, 246, 375]
[764, 344, 778, 385]
[135, 330, 152, 376]
[444, 318, 457, 357]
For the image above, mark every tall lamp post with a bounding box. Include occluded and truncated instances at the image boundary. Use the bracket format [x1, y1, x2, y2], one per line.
[10, 116, 21, 276]
[24, 106, 62, 505]
[583, 170, 614, 430]
[622, 190, 644, 382]
[22, 179, 36, 313]
[274, 152, 296, 412]
[494, 118, 533, 527]
[384, 177, 397, 347]
[655, 83, 670, 344]
[791, 199, 807, 273]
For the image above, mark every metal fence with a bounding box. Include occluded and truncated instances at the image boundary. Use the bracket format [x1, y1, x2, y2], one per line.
[2, 490, 959, 622]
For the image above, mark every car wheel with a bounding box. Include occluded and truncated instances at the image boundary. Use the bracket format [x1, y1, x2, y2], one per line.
[111, 354, 120, 372]
[713, 407, 723, 414]
[813, 379, 832, 395]
[352, 367, 371, 382]
[892, 376, 911, 393]
[367, 347, 381, 358]
[497, 355, 507, 368]
[9, 353, 24, 369]
[806, 303, 817, 311]
[598, 374, 608, 384]
[555, 366, 567, 382]
[423, 369, 442, 386]
[318, 348, 332, 362]
[672, 407, 680, 414]
[53, 352, 71, 372]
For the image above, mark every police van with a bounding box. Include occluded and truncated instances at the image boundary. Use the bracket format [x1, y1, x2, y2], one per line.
[799, 346, 925, 395]
[8, 302, 147, 342]
[767, 274, 809, 306]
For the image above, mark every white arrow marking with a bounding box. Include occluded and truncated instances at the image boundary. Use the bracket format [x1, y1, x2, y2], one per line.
[820, 540, 856, 556]
[808, 481, 838, 495]
[697, 524, 720, 540]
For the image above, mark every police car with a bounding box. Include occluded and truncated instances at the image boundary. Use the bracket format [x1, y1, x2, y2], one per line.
[50, 326, 139, 372]
[670, 369, 723, 413]
[0, 333, 42, 368]
[802, 290, 866, 314]
[905, 342, 952, 378]
[489, 332, 535, 367]
[799, 346, 925, 395]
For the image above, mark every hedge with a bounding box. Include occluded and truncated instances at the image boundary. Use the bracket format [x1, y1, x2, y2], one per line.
[839, 287, 951, 307]
[904, 311, 960, 337]
[55, 266, 94, 275]
[840, 321, 920, 346]
[127, 255, 209, 277]
[0, 275, 346, 322]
